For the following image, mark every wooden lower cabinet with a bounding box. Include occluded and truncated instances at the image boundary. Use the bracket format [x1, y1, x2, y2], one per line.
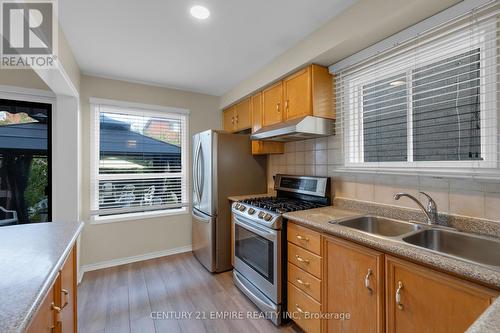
[59, 247, 77, 333]
[286, 220, 499, 333]
[26, 281, 56, 333]
[386, 256, 498, 333]
[323, 236, 384, 333]
[289, 282, 322, 333]
[26, 245, 78, 333]
[287, 221, 323, 333]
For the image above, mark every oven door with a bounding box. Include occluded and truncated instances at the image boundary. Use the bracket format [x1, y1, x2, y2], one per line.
[233, 213, 281, 304]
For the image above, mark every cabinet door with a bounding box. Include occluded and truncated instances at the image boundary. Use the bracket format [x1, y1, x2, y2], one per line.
[60, 246, 77, 333]
[234, 98, 251, 131]
[324, 236, 384, 333]
[251, 92, 263, 132]
[386, 256, 497, 333]
[262, 81, 283, 126]
[284, 67, 312, 120]
[223, 107, 235, 132]
[27, 280, 56, 333]
[251, 92, 284, 154]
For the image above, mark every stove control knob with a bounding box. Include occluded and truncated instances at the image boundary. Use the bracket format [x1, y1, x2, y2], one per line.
[264, 213, 273, 221]
[248, 208, 255, 215]
[234, 203, 240, 210]
[258, 211, 265, 219]
[238, 205, 246, 212]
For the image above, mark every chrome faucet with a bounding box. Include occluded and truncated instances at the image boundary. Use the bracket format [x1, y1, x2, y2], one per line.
[393, 192, 438, 225]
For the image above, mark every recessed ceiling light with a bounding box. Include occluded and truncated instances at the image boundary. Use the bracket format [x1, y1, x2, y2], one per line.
[190, 5, 210, 20]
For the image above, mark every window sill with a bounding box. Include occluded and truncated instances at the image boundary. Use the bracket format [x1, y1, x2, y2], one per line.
[90, 207, 189, 225]
[332, 167, 500, 182]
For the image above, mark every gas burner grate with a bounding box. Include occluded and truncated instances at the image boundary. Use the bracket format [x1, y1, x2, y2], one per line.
[241, 197, 325, 213]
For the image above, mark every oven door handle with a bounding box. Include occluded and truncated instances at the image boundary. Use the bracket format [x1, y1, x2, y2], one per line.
[233, 215, 277, 241]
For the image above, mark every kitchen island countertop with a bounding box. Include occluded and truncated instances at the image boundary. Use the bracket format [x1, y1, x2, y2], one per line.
[0, 220, 83, 333]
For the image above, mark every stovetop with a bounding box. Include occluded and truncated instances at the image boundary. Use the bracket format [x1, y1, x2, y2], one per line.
[241, 196, 325, 214]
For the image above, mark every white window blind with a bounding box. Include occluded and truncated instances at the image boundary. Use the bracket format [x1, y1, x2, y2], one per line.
[90, 100, 189, 218]
[335, 1, 499, 177]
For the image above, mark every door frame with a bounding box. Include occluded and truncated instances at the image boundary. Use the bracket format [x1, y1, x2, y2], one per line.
[0, 85, 55, 223]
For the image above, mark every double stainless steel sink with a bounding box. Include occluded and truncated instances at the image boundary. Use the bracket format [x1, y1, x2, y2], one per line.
[332, 215, 500, 270]
[338, 216, 422, 237]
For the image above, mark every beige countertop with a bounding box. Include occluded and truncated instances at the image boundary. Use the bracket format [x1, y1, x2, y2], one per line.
[0, 221, 83, 333]
[283, 205, 500, 333]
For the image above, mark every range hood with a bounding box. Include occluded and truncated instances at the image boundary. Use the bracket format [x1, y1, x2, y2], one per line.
[251, 116, 335, 142]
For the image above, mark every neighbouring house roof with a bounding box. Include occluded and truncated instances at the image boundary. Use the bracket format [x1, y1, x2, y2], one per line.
[0, 116, 181, 156]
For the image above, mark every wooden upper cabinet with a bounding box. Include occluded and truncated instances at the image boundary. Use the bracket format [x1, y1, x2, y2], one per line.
[223, 106, 235, 132]
[251, 92, 263, 133]
[283, 67, 312, 120]
[251, 92, 284, 155]
[324, 236, 385, 333]
[262, 81, 283, 126]
[222, 99, 251, 133]
[386, 256, 498, 333]
[283, 64, 334, 121]
[234, 98, 251, 131]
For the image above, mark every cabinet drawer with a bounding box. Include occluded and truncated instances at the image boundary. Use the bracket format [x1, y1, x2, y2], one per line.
[288, 282, 321, 333]
[288, 243, 322, 278]
[288, 222, 321, 255]
[288, 262, 321, 302]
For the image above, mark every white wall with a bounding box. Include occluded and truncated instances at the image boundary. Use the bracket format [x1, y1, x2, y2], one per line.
[219, 0, 461, 108]
[79, 75, 220, 267]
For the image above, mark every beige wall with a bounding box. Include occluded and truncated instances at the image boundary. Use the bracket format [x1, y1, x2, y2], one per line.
[0, 69, 50, 90]
[57, 27, 81, 92]
[268, 134, 500, 223]
[79, 75, 220, 266]
[220, 0, 461, 108]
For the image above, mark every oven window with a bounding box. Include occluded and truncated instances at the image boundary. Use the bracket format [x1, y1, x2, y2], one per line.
[235, 224, 274, 283]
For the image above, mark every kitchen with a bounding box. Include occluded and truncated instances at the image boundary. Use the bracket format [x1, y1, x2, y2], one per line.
[0, 0, 499, 332]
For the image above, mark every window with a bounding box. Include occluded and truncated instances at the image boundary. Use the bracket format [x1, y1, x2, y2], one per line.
[339, 15, 497, 174]
[0, 99, 51, 226]
[90, 99, 189, 221]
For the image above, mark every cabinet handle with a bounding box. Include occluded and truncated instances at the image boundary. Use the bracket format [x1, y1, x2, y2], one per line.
[295, 255, 309, 264]
[364, 269, 373, 294]
[296, 304, 306, 314]
[285, 99, 289, 113]
[296, 278, 310, 287]
[296, 235, 309, 242]
[395, 281, 404, 310]
[61, 288, 69, 309]
[276, 102, 280, 113]
[51, 302, 62, 322]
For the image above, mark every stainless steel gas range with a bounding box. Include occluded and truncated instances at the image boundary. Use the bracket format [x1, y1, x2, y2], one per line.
[231, 174, 330, 325]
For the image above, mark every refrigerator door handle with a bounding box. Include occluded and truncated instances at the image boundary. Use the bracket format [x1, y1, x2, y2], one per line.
[197, 143, 205, 201]
[193, 140, 202, 203]
[192, 209, 211, 223]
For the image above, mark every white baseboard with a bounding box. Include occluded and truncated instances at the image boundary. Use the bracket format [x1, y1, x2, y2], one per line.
[78, 245, 192, 284]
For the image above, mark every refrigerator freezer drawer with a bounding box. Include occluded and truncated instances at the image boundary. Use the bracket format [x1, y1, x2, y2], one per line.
[192, 208, 215, 272]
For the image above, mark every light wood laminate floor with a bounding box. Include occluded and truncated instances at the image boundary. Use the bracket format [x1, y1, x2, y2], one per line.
[78, 252, 301, 333]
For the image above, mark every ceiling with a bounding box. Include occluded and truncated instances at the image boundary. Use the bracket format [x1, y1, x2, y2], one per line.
[59, 0, 357, 96]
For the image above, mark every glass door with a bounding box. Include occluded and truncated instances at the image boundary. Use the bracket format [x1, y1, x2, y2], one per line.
[0, 99, 51, 226]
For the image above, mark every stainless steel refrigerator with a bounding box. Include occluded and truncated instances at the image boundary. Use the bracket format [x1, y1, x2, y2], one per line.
[192, 130, 267, 272]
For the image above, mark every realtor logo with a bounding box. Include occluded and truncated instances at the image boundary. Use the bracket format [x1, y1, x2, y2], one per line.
[1, 0, 57, 68]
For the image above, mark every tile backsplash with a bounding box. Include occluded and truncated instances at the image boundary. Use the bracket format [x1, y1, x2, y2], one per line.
[268, 136, 500, 223]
